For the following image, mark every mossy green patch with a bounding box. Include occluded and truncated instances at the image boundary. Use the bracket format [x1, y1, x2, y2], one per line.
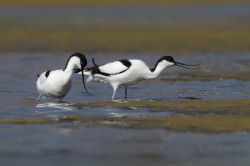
[76, 99, 250, 115]
[131, 115, 250, 132]
[1, 115, 250, 133]
[65, 114, 250, 132]
[0, 117, 56, 124]
[1, 28, 249, 53]
[1, 99, 249, 133]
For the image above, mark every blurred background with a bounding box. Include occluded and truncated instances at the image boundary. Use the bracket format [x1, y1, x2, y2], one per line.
[0, 0, 249, 53]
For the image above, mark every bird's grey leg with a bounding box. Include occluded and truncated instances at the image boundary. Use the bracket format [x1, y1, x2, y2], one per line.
[124, 86, 128, 99]
[58, 98, 63, 102]
[112, 85, 118, 101]
[37, 95, 41, 101]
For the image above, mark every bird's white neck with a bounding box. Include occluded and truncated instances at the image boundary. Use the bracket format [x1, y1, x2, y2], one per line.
[64, 57, 81, 71]
[145, 61, 174, 79]
[63, 57, 81, 81]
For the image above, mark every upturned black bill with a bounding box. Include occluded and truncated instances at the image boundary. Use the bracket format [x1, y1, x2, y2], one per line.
[175, 62, 200, 70]
[81, 68, 89, 94]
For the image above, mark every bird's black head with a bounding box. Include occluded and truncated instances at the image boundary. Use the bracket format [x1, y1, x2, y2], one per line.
[151, 56, 175, 71]
[155, 56, 175, 65]
[64, 52, 87, 71]
[151, 55, 200, 71]
[162, 55, 200, 70]
[164, 56, 175, 63]
[72, 52, 87, 68]
[67, 52, 89, 94]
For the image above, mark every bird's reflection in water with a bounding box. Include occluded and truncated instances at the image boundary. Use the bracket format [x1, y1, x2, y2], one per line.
[36, 102, 76, 112]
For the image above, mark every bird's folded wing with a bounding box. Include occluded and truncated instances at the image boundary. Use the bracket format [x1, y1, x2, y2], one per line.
[99, 61, 129, 75]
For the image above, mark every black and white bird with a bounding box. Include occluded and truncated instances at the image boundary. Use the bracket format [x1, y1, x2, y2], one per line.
[36, 53, 89, 101]
[75, 56, 198, 100]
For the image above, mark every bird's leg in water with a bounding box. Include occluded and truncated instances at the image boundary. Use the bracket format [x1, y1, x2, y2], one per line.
[124, 86, 128, 99]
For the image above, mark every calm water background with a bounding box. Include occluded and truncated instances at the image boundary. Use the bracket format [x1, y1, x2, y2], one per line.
[0, 4, 250, 166]
[1, 6, 250, 28]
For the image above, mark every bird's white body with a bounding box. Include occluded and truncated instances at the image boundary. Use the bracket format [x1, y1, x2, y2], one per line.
[36, 53, 88, 101]
[37, 70, 72, 100]
[86, 60, 169, 85]
[83, 57, 176, 100]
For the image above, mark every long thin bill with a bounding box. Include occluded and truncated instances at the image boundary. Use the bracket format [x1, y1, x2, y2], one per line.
[175, 62, 200, 70]
[175, 64, 196, 70]
[175, 61, 200, 66]
[81, 69, 90, 94]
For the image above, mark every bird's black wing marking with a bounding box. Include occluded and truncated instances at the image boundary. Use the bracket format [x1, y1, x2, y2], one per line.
[98, 59, 131, 76]
[107, 59, 131, 75]
[45, 70, 51, 78]
[119, 59, 131, 68]
[73, 66, 110, 76]
[85, 66, 111, 76]
[85, 59, 132, 77]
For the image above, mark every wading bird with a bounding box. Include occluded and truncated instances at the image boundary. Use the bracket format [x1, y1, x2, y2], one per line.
[37, 53, 89, 101]
[75, 56, 198, 100]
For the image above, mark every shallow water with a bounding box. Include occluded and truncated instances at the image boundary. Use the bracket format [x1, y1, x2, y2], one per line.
[1, 126, 250, 166]
[1, 52, 250, 118]
[0, 52, 250, 165]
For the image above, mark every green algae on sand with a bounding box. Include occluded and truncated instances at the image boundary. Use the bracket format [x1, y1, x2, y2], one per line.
[1, 28, 250, 53]
[76, 99, 250, 114]
[59, 114, 250, 133]
[1, 115, 250, 133]
[1, 99, 250, 133]
[0, 117, 56, 124]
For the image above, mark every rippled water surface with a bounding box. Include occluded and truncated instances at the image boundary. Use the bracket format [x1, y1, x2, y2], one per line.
[0, 52, 250, 165]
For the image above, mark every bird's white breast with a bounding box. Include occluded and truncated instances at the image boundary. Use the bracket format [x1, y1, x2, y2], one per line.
[106, 59, 150, 86]
[37, 70, 72, 98]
